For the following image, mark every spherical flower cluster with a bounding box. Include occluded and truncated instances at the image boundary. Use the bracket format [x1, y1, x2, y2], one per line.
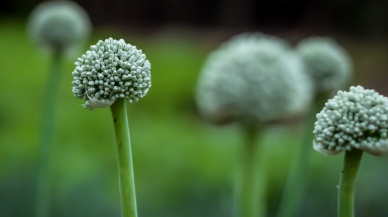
[28, 1, 91, 51]
[196, 33, 312, 125]
[71, 38, 151, 110]
[296, 37, 352, 95]
[313, 86, 388, 156]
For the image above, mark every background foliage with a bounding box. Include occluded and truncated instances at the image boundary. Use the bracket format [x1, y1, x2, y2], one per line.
[1, 0, 388, 216]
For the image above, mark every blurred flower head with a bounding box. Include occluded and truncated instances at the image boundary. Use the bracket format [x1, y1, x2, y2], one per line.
[296, 37, 352, 95]
[72, 38, 151, 110]
[28, 1, 91, 52]
[313, 86, 388, 156]
[196, 33, 312, 125]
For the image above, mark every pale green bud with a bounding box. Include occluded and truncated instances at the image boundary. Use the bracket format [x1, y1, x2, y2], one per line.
[72, 38, 151, 110]
[28, 1, 91, 52]
[196, 33, 312, 125]
[313, 86, 388, 156]
[297, 37, 352, 95]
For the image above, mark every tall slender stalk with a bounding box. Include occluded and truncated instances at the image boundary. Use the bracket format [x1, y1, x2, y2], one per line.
[110, 98, 138, 217]
[238, 125, 265, 217]
[338, 149, 363, 217]
[35, 49, 62, 217]
[277, 94, 327, 217]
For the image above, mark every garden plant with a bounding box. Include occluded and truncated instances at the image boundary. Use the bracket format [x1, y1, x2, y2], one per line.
[27, 1, 91, 217]
[71, 37, 151, 217]
[314, 86, 388, 217]
[196, 33, 312, 217]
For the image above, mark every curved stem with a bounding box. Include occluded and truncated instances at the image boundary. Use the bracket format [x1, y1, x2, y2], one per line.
[338, 149, 363, 217]
[277, 95, 327, 217]
[110, 98, 138, 217]
[238, 125, 265, 217]
[35, 50, 62, 217]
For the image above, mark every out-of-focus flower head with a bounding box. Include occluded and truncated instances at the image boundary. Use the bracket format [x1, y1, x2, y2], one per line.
[72, 38, 151, 110]
[314, 86, 388, 156]
[196, 33, 312, 125]
[296, 37, 352, 95]
[28, 1, 91, 52]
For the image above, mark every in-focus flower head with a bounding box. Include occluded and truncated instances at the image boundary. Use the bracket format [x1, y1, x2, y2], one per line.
[196, 32, 312, 125]
[297, 37, 352, 95]
[313, 86, 388, 156]
[71, 38, 151, 110]
[28, 1, 91, 51]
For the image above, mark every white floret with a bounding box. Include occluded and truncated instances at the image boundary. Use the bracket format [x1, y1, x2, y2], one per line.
[71, 38, 151, 110]
[196, 33, 312, 124]
[313, 86, 388, 156]
[28, 1, 91, 51]
[297, 37, 352, 95]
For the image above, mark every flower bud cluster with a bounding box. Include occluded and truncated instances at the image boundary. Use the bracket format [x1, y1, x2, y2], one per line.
[28, 1, 91, 51]
[297, 37, 352, 95]
[314, 86, 388, 156]
[71, 38, 151, 109]
[196, 33, 312, 124]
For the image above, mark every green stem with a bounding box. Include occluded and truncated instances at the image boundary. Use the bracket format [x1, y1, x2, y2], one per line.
[338, 149, 363, 217]
[110, 98, 138, 217]
[238, 125, 265, 217]
[35, 50, 62, 217]
[277, 94, 327, 217]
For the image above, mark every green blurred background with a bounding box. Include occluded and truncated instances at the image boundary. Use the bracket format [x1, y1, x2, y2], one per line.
[1, 0, 388, 216]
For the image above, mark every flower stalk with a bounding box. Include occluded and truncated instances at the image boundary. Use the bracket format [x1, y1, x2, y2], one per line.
[312, 86, 388, 217]
[35, 49, 62, 217]
[338, 149, 363, 217]
[238, 125, 265, 217]
[277, 94, 328, 217]
[110, 98, 138, 217]
[71, 37, 150, 217]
